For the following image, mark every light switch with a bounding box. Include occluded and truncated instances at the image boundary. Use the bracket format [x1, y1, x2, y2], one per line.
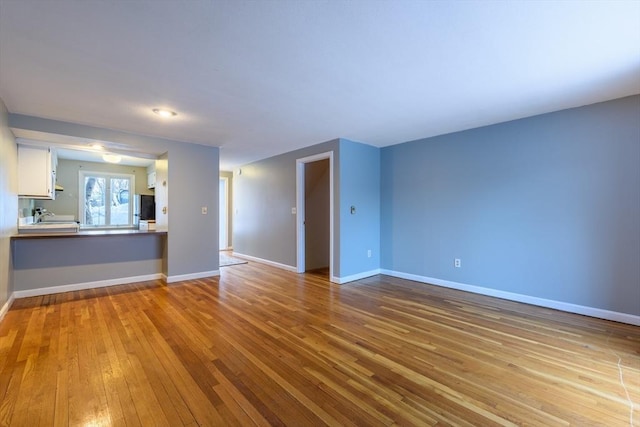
[291, 207, 297, 215]
[201, 206, 208, 215]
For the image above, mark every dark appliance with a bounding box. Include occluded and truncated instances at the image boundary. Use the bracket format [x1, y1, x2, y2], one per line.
[134, 194, 155, 225]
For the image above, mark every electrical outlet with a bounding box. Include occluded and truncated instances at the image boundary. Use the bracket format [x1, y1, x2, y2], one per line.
[367, 249, 372, 258]
[454, 258, 461, 268]
[201, 206, 208, 215]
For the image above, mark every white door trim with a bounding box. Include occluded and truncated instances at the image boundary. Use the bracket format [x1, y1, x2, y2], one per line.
[219, 176, 229, 250]
[296, 151, 334, 281]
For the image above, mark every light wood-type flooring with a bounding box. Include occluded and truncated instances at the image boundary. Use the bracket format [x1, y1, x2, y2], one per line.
[0, 261, 638, 426]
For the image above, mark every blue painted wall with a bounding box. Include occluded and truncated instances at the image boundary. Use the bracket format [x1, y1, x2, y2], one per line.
[339, 139, 380, 277]
[381, 95, 640, 315]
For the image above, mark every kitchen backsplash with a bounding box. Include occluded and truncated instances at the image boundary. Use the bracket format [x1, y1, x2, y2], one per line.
[18, 198, 33, 218]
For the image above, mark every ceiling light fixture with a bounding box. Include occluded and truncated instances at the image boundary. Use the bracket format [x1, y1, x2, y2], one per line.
[102, 153, 122, 164]
[89, 143, 104, 150]
[153, 108, 177, 118]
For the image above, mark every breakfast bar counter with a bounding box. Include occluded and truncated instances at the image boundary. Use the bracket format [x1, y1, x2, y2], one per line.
[12, 229, 167, 239]
[11, 230, 167, 296]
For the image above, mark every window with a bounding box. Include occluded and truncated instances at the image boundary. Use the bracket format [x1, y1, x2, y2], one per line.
[79, 171, 135, 227]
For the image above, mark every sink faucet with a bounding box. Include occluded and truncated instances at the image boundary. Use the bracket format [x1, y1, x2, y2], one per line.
[35, 209, 55, 223]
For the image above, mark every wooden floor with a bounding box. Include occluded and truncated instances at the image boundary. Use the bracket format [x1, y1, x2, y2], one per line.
[0, 262, 638, 426]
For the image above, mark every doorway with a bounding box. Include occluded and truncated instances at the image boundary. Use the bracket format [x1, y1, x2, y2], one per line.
[296, 152, 334, 280]
[304, 159, 330, 272]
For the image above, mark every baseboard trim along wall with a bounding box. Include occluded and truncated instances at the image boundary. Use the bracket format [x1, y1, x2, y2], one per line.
[380, 269, 640, 326]
[165, 270, 220, 283]
[5, 265, 637, 325]
[332, 269, 381, 284]
[232, 252, 297, 273]
[232, 253, 381, 284]
[0, 293, 15, 323]
[12, 273, 165, 299]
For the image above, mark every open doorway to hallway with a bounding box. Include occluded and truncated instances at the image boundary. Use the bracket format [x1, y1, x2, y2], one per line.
[296, 152, 334, 280]
[304, 159, 330, 275]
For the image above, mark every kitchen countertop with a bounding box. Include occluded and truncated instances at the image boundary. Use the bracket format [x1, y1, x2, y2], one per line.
[12, 229, 167, 239]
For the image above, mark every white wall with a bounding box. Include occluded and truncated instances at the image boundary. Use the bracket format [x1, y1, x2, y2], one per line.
[0, 97, 17, 313]
[220, 170, 233, 248]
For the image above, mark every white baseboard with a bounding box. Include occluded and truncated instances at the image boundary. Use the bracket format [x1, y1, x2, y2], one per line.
[380, 269, 640, 326]
[332, 269, 381, 284]
[0, 293, 15, 323]
[12, 273, 164, 298]
[165, 270, 220, 283]
[232, 252, 297, 273]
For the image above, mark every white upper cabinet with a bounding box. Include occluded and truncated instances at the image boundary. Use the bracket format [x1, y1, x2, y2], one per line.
[147, 162, 156, 189]
[18, 145, 57, 200]
[147, 171, 156, 189]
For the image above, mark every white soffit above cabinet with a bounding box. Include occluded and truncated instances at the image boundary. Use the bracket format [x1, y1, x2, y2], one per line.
[1, 0, 639, 170]
[15, 137, 155, 168]
[55, 148, 154, 168]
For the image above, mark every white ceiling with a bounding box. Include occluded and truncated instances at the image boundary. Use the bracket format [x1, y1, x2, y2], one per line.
[1, 1, 639, 171]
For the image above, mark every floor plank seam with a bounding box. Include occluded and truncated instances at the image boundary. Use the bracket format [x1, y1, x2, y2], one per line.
[606, 330, 636, 427]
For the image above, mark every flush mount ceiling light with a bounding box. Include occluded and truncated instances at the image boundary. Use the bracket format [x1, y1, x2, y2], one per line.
[152, 108, 177, 118]
[102, 153, 122, 164]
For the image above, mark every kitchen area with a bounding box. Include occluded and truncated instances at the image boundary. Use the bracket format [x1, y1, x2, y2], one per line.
[3, 112, 219, 303]
[17, 143, 159, 233]
[12, 141, 168, 297]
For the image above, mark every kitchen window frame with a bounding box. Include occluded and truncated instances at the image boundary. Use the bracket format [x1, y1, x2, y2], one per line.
[78, 170, 136, 229]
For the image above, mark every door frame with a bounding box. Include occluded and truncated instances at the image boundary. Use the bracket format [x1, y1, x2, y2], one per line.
[219, 176, 229, 250]
[296, 151, 334, 280]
